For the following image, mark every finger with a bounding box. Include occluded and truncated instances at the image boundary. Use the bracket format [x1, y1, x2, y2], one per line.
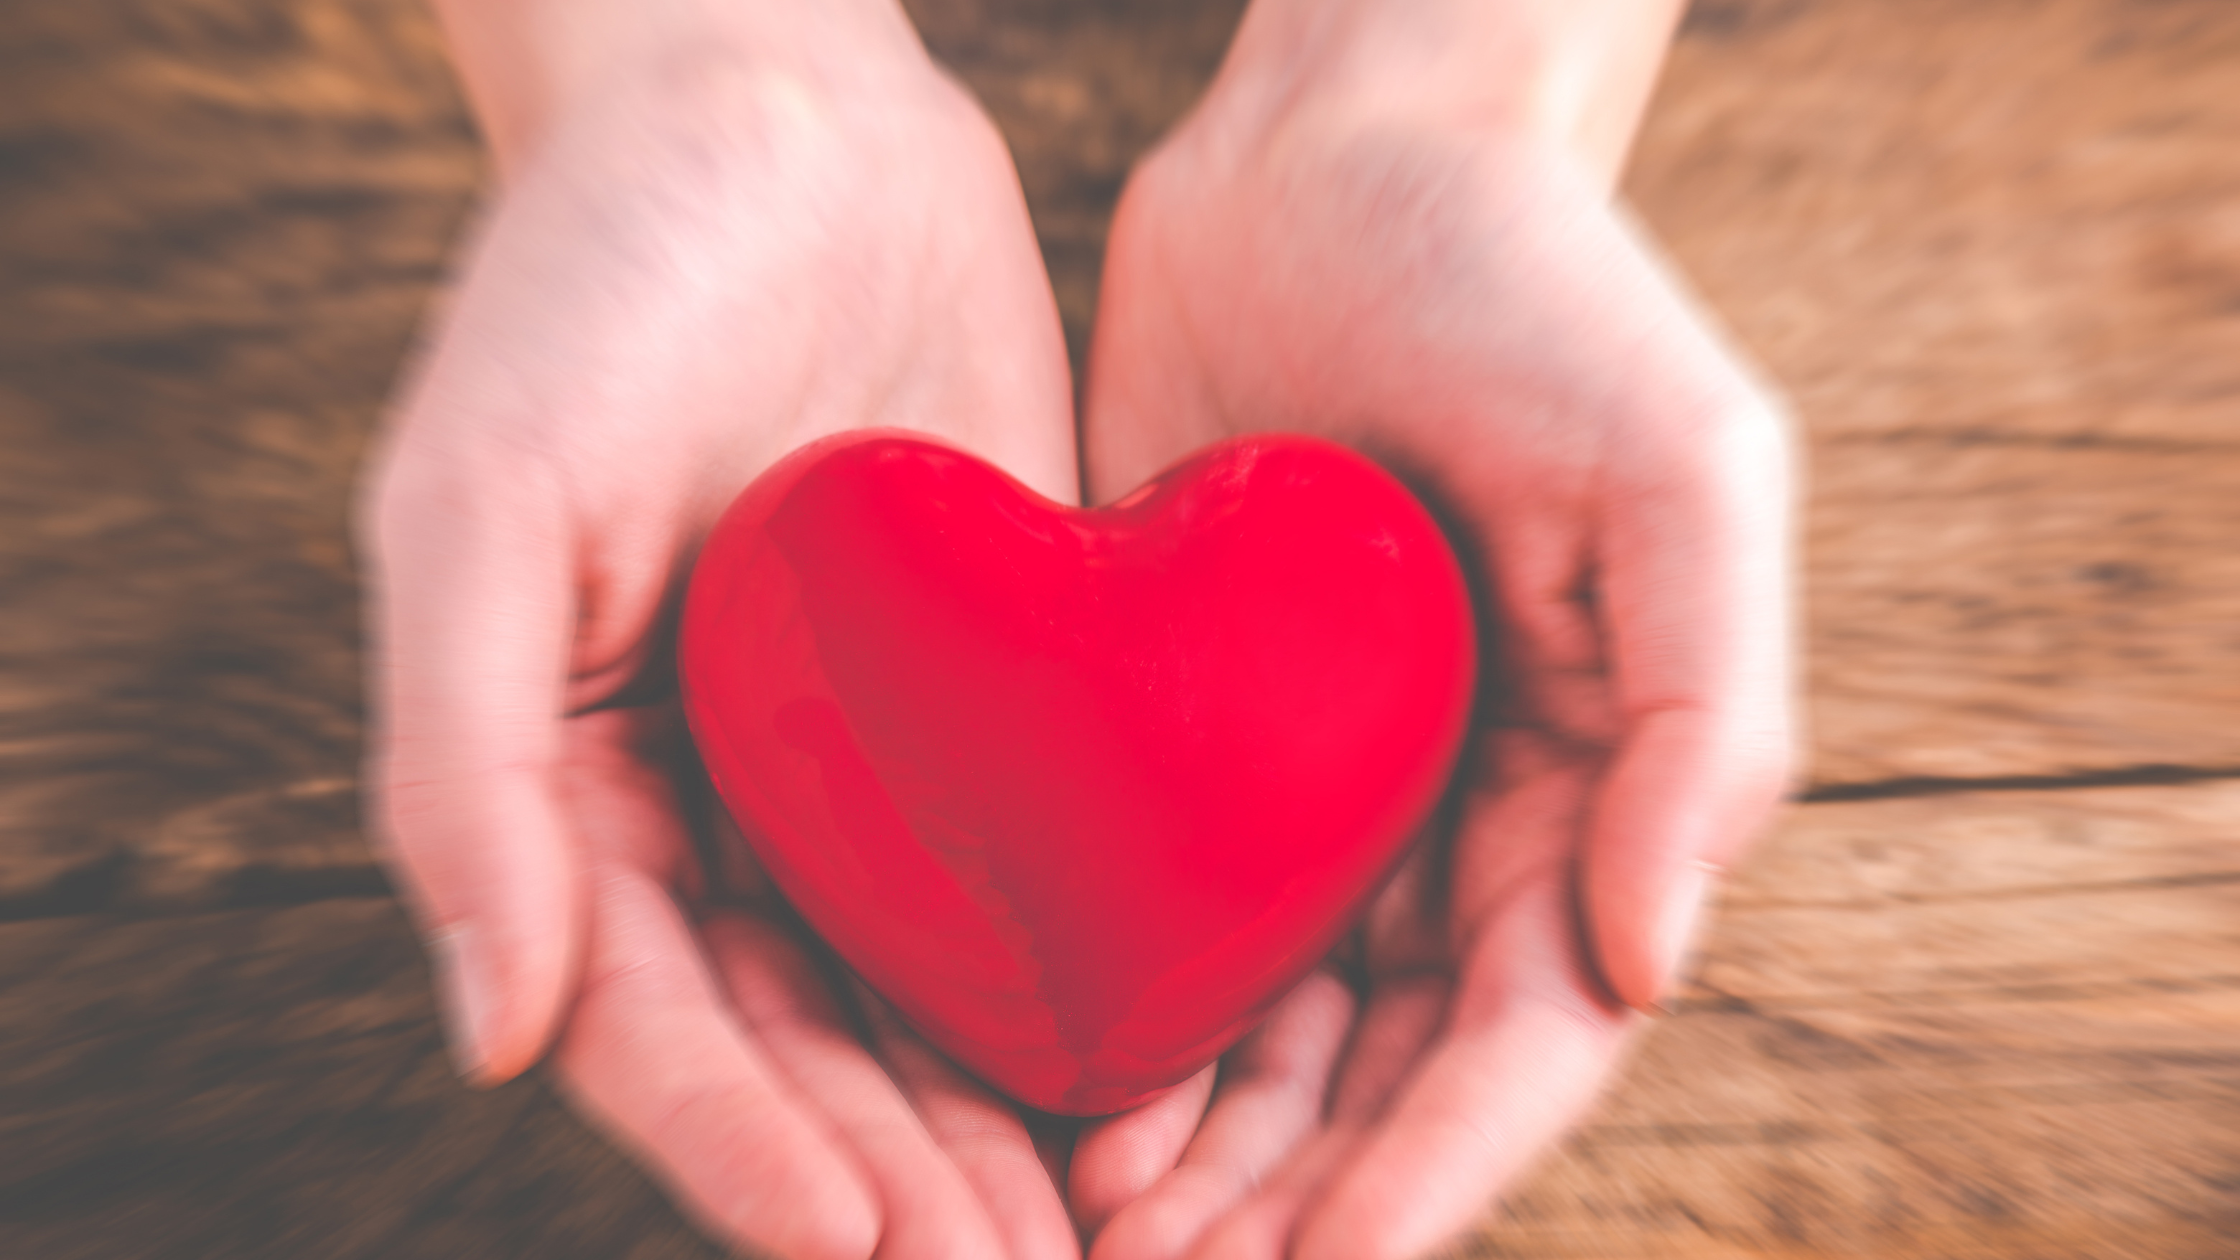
[704, 913, 1013, 1260]
[1291, 877, 1632, 1260]
[1069, 1063, 1215, 1237]
[860, 994, 1083, 1260]
[1589, 397, 1797, 1008]
[1150, 975, 1442, 1260]
[1092, 970, 1354, 1260]
[553, 860, 880, 1260]
[1176, 1128, 1359, 1260]
[362, 450, 580, 1084]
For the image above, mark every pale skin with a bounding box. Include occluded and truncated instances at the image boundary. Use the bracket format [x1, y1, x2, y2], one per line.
[361, 1, 1795, 1258]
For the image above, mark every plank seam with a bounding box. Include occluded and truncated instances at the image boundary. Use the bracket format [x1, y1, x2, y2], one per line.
[1800, 763, 2240, 802]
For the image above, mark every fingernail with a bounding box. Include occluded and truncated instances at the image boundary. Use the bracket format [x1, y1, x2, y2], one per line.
[432, 923, 495, 1083]
[1650, 860, 1719, 1007]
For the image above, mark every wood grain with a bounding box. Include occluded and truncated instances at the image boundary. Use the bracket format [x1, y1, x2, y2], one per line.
[1485, 783, 2240, 1258]
[1801, 433, 2240, 785]
[0, 0, 473, 915]
[1635, 0, 2240, 446]
[0, 897, 726, 1260]
[1626, 0, 2240, 786]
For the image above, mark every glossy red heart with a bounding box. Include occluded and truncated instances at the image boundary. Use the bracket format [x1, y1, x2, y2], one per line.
[681, 431, 1475, 1114]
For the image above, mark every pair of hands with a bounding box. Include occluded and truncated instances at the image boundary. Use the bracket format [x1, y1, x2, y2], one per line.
[363, 4, 1793, 1257]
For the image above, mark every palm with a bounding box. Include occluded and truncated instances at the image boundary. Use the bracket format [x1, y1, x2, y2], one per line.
[366, 57, 1082, 1260]
[1071, 121, 1793, 1259]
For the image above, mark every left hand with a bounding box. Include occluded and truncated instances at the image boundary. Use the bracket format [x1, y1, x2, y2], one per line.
[365, 4, 1085, 1255]
[1062, 4, 1796, 1255]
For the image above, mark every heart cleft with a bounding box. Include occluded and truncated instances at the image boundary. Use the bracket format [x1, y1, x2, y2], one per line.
[681, 429, 1475, 1115]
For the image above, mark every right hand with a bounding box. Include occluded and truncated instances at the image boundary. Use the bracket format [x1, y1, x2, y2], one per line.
[1065, 2, 1794, 1255]
[360, 5, 1084, 1255]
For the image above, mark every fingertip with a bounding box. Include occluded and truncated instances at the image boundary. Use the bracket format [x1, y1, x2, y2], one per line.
[1174, 1187, 1295, 1260]
[693, 1132, 881, 1260]
[1291, 1195, 1434, 1260]
[1090, 970, 1360, 1259]
[854, 1007, 1079, 1260]
[415, 901, 578, 1087]
[417, 790, 584, 1086]
[1088, 1170, 1220, 1260]
[1293, 944, 1629, 1260]
[427, 921, 499, 1083]
[1070, 1065, 1215, 1235]
[1581, 713, 1790, 1011]
[1585, 860, 1698, 1015]
[462, 904, 582, 1086]
[1626, 857, 1720, 1013]
[1289, 1132, 1487, 1260]
[407, 884, 581, 1089]
[758, 1166, 884, 1260]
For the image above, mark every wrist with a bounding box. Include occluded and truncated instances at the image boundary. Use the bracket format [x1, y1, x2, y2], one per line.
[433, 0, 932, 176]
[1200, 0, 1684, 188]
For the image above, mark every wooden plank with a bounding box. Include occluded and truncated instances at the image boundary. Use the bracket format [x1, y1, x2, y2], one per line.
[1469, 783, 2240, 1257]
[0, 898, 724, 1260]
[1633, 0, 2240, 445]
[1802, 433, 2240, 785]
[1625, 0, 2240, 785]
[0, 0, 473, 914]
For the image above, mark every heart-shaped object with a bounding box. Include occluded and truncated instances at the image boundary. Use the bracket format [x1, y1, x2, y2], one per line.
[681, 431, 1475, 1114]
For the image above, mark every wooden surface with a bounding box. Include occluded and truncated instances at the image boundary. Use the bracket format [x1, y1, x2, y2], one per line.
[0, 899, 726, 1259]
[0, 0, 471, 918]
[1498, 784, 2240, 1258]
[1632, 0, 2240, 788]
[3, 0, 2237, 1257]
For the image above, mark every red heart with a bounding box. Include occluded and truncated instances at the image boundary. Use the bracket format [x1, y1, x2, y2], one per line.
[681, 431, 1475, 1114]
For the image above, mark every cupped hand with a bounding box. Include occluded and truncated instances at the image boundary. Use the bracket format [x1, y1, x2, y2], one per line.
[360, 16, 1082, 1258]
[1065, 24, 1796, 1260]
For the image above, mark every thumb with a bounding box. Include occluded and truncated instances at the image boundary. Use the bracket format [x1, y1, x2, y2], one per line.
[1585, 399, 1796, 1010]
[361, 452, 584, 1083]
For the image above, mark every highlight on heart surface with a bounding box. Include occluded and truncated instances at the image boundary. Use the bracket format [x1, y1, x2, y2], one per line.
[680, 429, 1477, 1114]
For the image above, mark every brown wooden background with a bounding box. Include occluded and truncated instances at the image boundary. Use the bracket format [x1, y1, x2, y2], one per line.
[3, 0, 2237, 1256]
